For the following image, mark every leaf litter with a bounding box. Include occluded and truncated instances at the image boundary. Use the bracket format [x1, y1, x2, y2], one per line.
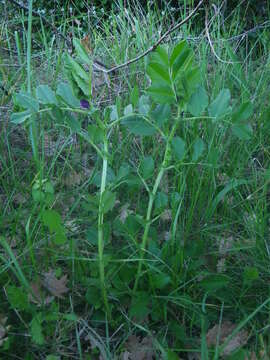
[29, 281, 54, 306]
[42, 269, 69, 299]
[121, 335, 155, 360]
[206, 321, 248, 357]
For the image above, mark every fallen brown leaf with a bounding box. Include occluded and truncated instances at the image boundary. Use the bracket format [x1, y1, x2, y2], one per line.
[160, 209, 172, 221]
[119, 203, 133, 223]
[29, 281, 54, 305]
[207, 321, 248, 357]
[124, 335, 154, 360]
[13, 192, 28, 205]
[29, 282, 42, 304]
[42, 270, 69, 299]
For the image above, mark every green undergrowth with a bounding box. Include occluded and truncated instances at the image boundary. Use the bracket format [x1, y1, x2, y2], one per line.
[1, 1, 270, 359]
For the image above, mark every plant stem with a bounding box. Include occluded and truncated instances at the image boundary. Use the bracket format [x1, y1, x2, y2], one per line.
[98, 135, 110, 317]
[133, 116, 180, 293]
[26, 0, 39, 167]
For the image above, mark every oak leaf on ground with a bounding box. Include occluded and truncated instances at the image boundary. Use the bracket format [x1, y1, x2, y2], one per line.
[42, 270, 69, 298]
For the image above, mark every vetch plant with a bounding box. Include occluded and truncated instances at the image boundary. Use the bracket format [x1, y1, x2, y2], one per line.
[10, 37, 254, 319]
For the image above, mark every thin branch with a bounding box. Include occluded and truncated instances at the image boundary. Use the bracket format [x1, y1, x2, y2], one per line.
[105, 0, 206, 74]
[9, 0, 205, 74]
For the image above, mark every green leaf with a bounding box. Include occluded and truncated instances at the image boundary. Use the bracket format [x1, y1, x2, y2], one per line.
[13, 92, 39, 112]
[200, 274, 230, 292]
[226, 349, 247, 360]
[172, 49, 192, 80]
[152, 45, 169, 67]
[73, 37, 91, 64]
[155, 192, 168, 211]
[151, 103, 171, 127]
[101, 190, 116, 213]
[56, 82, 80, 108]
[187, 86, 208, 116]
[147, 62, 171, 84]
[192, 138, 206, 161]
[10, 109, 32, 124]
[178, 66, 200, 100]
[42, 210, 62, 233]
[208, 179, 250, 217]
[116, 163, 130, 180]
[152, 272, 170, 289]
[130, 292, 150, 320]
[36, 85, 58, 105]
[124, 104, 133, 116]
[121, 115, 156, 136]
[171, 136, 185, 160]
[139, 156, 155, 180]
[232, 102, 253, 123]
[147, 84, 175, 104]
[170, 40, 188, 66]
[166, 350, 180, 360]
[46, 356, 60, 360]
[65, 114, 81, 133]
[65, 53, 89, 81]
[169, 321, 187, 342]
[87, 227, 98, 245]
[72, 71, 90, 97]
[6, 286, 29, 311]
[32, 189, 45, 202]
[110, 105, 118, 121]
[232, 122, 252, 140]
[86, 286, 102, 309]
[117, 215, 142, 237]
[44, 181, 54, 194]
[62, 313, 78, 321]
[208, 89, 231, 119]
[54, 230, 67, 245]
[231, 102, 253, 140]
[31, 315, 45, 345]
[91, 167, 116, 186]
[131, 85, 139, 107]
[243, 267, 259, 285]
[88, 124, 104, 143]
[138, 95, 151, 116]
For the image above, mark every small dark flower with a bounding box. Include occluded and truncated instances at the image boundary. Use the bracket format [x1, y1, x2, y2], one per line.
[80, 99, 90, 109]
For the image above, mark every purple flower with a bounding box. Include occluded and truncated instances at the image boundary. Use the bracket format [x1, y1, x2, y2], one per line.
[80, 99, 90, 109]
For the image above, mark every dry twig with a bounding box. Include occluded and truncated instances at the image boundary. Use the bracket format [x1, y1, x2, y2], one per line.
[9, 0, 205, 74]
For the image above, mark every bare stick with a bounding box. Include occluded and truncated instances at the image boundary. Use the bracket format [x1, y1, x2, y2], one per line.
[105, 0, 206, 74]
[9, 0, 205, 74]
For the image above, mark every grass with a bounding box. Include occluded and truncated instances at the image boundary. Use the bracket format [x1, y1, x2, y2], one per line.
[1, 1, 270, 359]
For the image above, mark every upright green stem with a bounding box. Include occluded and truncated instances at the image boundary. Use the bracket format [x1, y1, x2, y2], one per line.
[98, 135, 110, 317]
[27, 0, 38, 166]
[133, 114, 181, 293]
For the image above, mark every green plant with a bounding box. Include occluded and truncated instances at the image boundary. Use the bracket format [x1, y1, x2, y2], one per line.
[10, 35, 254, 314]
[4, 1, 270, 356]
